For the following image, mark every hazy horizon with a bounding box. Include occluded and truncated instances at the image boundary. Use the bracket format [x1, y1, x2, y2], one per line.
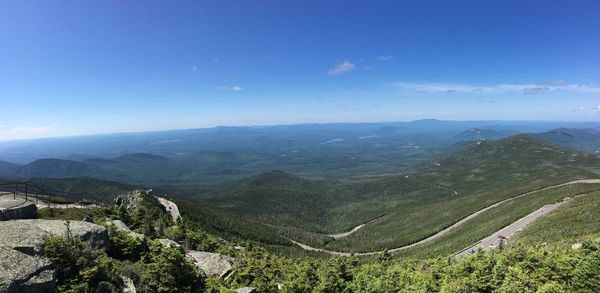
[1, 118, 600, 143]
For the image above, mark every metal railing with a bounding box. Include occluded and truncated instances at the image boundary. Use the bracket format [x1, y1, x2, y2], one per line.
[0, 180, 102, 208]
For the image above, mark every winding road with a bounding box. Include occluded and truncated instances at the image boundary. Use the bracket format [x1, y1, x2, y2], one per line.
[327, 223, 367, 239]
[288, 179, 600, 256]
[454, 198, 570, 258]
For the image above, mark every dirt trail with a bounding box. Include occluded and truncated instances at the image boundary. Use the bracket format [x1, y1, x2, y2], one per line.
[155, 196, 182, 222]
[288, 179, 600, 256]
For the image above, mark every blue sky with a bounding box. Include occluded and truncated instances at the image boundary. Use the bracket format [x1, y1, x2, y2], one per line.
[1, 0, 599, 140]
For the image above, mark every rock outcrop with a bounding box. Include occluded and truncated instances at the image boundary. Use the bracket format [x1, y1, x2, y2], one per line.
[0, 219, 109, 292]
[234, 287, 257, 293]
[114, 190, 150, 213]
[185, 251, 234, 278]
[0, 219, 108, 255]
[106, 220, 145, 241]
[158, 238, 182, 251]
[0, 201, 37, 221]
[121, 276, 136, 293]
[0, 247, 55, 293]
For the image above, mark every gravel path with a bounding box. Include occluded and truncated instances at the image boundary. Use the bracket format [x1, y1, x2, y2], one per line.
[288, 179, 600, 256]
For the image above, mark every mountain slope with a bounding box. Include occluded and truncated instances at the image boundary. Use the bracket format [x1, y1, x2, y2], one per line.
[0, 160, 17, 177]
[15, 158, 88, 178]
[191, 134, 600, 252]
[531, 128, 600, 153]
[29, 177, 136, 203]
[454, 128, 518, 141]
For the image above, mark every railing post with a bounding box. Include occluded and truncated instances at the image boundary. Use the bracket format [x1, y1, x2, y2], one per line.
[25, 183, 28, 201]
[14, 183, 17, 200]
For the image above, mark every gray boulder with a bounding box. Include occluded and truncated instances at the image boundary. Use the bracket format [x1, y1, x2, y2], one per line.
[0, 219, 109, 292]
[106, 220, 145, 241]
[121, 276, 136, 293]
[0, 201, 37, 221]
[114, 190, 149, 213]
[158, 238, 182, 252]
[234, 287, 257, 293]
[0, 219, 108, 255]
[185, 251, 234, 278]
[0, 247, 55, 293]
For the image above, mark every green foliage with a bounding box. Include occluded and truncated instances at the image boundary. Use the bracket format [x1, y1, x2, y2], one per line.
[106, 225, 146, 261]
[124, 194, 172, 238]
[43, 237, 120, 292]
[211, 241, 600, 292]
[37, 207, 93, 221]
[167, 222, 220, 252]
[515, 191, 600, 246]
[30, 177, 135, 204]
[182, 135, 600, 253]
[139, 246, 205, 293]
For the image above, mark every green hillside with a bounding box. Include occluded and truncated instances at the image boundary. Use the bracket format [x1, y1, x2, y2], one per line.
[514, 190, 600, 246]
[189, 135, 600, 254]
[532, 128, 600, 153]
[29, 177, 137, 203]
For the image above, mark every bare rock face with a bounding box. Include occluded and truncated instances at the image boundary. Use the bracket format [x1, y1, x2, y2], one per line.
[234, 287, 257, 293]
[120, 276, 136, 293]
[106, 220, 145, 241]
[0, 219, 109, 292]
[185, 251, 234, 278]
[114, 190, 149, 213]
[0, 219, 108, 255]
[0, 201, 37, 221]
[158, 238, 182, 252]
[0, 247, 55, 293]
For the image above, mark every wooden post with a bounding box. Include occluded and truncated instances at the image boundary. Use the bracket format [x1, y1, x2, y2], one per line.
[25, 183, 28, 201]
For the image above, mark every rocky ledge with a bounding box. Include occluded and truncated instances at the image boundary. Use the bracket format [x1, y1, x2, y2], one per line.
[0, 219, 108, 292]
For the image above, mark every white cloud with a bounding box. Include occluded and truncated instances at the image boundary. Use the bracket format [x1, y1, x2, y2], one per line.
[573, 105, 600, 115]
[395, 82, 600, 95]
[0, 126, 53, 141]
[217, 85, 244, 91]
[376, 55, 393, 61]
[521, 87, 548, 95]
[328, 60, 356, 75]
[548, 80, 567, 86]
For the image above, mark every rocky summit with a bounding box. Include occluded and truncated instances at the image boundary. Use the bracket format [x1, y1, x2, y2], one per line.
[0, 219, 108, 292]
[186, 251, 235, 279]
